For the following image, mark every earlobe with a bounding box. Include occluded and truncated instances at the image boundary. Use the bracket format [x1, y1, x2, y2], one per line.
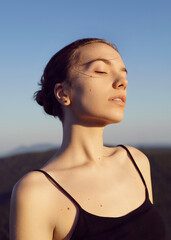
[54, 83, 71, 105]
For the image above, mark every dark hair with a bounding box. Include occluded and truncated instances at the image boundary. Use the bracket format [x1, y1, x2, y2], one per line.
[34, 38, 118, 121]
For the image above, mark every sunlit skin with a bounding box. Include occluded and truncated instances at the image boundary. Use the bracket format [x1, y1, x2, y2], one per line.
[63, 43, 128, 126]
[10, 43, 153, 240]
[53, 43, 128, 167]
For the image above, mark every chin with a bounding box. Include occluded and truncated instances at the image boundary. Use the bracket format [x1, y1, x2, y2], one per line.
[108, 118, 124, 125]
[73, 110, 125, 127]
[106, 112, 124, 124]
[95, 113, 124, 127]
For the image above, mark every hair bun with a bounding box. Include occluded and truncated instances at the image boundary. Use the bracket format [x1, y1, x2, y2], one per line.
[34, 76, 58, 117]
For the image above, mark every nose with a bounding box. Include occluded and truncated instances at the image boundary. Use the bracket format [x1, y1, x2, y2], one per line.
[112, 78, 128, 90]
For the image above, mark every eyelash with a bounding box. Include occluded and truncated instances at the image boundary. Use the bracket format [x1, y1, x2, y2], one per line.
[95, 71, 107, 74]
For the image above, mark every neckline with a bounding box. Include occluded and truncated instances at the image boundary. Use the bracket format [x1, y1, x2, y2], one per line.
[78, 188, 150, 220]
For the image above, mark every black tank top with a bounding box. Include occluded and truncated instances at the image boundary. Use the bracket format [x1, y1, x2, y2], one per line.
[33, 145, 166, 239]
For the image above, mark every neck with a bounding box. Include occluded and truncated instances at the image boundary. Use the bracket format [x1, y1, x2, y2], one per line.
[58, 119, 106, 165]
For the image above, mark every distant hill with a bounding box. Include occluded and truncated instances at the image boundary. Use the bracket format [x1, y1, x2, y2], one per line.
[0, 143, 57, 158]
[0, 147, 170, 240]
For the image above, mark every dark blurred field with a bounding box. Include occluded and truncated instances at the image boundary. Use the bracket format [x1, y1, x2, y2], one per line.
[0, 146, 171, 240]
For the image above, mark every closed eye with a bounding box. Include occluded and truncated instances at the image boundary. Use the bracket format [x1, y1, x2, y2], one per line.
[95, 71, 107, 74]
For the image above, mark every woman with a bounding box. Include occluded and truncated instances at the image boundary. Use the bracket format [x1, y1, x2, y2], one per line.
[10, 38, 165, 240]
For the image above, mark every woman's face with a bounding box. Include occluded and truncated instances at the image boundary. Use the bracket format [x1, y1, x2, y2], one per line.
[69, 43, 128, 126]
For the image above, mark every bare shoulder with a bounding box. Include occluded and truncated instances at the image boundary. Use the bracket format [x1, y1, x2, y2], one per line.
[125, 145, 153, 203]
[11, 170, 59, 220]
[10, 171, 76, 240]
[125, 145, 150, 167]
[11, 170, 50, 203]
[116, 145, 150, 169]
[10, 171, 55, 240]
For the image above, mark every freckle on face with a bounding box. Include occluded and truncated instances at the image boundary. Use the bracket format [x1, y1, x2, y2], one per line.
[67, 207, 70, 210]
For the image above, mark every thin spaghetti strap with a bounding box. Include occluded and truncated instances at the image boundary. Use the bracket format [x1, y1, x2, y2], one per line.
[32, 169, 81, 207]
[117, 145, 148, 192]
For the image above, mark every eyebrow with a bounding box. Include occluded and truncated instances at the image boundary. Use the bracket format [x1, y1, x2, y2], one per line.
[80, 58, 128, 74]
[80, 58, 112, 66]
[120, 67, 128, 74]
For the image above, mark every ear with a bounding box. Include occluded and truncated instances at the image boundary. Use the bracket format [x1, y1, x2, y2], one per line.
[54, 83, 71, 106]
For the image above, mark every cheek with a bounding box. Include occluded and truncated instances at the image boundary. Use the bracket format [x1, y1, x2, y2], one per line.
[71, 81, 103, 112]
[70, 80, 125, 123]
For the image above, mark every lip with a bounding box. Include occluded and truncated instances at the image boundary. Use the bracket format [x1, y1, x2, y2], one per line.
[108, 94, 126, 106]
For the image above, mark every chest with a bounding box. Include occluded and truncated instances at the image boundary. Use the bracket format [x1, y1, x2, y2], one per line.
[51, 164, 146, 240]
[66, 165, 145, 217]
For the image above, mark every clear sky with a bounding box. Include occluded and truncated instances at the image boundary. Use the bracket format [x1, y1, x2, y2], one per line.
[0, 0, 171, 155]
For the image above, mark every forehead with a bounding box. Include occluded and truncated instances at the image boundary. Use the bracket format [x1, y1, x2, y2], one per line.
[76, 43, 123, 65]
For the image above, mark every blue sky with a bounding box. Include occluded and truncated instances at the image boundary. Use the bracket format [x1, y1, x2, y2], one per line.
[0, 0, 171, 154]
